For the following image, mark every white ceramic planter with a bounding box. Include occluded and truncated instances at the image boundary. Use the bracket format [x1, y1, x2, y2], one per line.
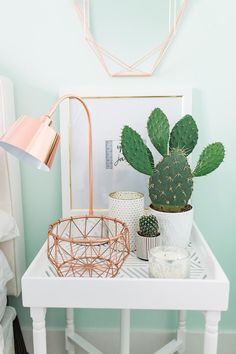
[149, 206, 193, 247]
[108, 191, 144, 251]
[135, 232, 161, 261]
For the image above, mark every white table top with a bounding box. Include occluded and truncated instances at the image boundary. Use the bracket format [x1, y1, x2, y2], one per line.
[22, 224, 229, 311]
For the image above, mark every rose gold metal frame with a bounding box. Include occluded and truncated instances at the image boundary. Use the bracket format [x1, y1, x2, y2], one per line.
[74, 0, 188, 76]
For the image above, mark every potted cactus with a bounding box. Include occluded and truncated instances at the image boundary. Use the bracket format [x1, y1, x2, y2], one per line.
[136, 215, 160, 260]
[121, 108, 225, 247]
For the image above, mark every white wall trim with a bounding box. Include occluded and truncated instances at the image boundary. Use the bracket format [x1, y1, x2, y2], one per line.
[22, 328, 236, 354]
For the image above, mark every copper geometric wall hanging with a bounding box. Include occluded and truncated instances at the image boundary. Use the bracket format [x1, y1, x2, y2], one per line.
[74, 0, 188, 77]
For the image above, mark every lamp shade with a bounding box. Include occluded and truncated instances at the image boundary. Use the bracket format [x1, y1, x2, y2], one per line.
[0, 115, 60, 171]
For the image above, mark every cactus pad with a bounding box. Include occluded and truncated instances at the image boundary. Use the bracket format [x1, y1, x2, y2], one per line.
[121, 126, 154, 176]
[147, 108, 169, 156]
[149, 149, 193, 212]
[192, 142, 225, 177]
[139, 215, 159, 237]
[169, 115, 198, 156]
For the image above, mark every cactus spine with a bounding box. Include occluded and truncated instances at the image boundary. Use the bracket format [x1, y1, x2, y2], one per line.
[121, 108, 225, 212]
[139, 215, 159, 237]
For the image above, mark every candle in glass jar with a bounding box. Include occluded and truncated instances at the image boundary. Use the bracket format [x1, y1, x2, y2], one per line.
[148, 246, 190, 279]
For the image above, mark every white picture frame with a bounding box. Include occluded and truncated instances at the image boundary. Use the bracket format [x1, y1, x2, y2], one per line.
[59, 88, 192, 217]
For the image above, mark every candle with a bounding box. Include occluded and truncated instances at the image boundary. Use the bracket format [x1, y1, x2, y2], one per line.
[108, 191, 144, 251]
[148, 246, 190, 279]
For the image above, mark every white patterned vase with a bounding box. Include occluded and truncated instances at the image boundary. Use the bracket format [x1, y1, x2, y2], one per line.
[108, 192, 144, 251]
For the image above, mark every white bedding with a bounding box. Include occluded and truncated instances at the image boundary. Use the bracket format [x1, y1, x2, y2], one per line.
[0, 251, 15, 354]
[0, 249, 14, 323]
[0, 210, 19, 243]
[0, 307, 16, 354]
[0, 251, 14, 291]
[0, 288, 7, 323]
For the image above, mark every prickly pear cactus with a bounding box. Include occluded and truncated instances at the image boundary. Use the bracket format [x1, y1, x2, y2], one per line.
[169, 115, 198, 156]
[121, 126, 154, 176]
[139, 215, 159, 237]
[149, 149, 193, 212]
[121, 107, 225, 212]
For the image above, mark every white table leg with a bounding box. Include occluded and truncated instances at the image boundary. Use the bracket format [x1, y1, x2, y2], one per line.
[66, 308, 75, 354]
[203, 311, 221, 354]
[120, 309, 130, 354]
[30, 307, 47, 354]
[177, 310, 186, 353]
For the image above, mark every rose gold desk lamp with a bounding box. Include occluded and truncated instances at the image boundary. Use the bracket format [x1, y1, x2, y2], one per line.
[0, 95, 130, 277]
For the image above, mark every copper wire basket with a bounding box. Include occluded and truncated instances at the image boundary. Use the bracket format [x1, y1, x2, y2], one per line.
[48, 215, 130, 277]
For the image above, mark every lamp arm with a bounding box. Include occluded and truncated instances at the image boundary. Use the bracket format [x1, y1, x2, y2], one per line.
[47, 95, 93, 216]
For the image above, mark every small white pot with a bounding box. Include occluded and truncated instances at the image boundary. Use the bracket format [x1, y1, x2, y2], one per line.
[135, 232, 161, 261]
[149, 206, 193, 247]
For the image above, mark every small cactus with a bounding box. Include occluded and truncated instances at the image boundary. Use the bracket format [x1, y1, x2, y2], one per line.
[139, 215, 159, 237]
[121, 107, 225, 212]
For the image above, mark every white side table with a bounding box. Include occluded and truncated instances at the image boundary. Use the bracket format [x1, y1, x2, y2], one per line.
[22, 224, 229, 354]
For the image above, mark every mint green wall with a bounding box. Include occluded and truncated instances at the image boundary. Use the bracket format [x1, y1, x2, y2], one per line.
[0, 0, 235, 331]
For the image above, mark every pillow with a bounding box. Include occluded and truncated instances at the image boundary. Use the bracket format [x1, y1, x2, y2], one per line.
[0, 209, 19, 242]
[0, 250, 14, 290]
[0, 287, 7, 322]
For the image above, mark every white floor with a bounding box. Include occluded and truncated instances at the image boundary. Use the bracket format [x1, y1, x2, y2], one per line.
[23, 329, 236, 354]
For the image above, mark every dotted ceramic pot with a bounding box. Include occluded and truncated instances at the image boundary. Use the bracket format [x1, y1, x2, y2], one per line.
[108, 191, 144, 251]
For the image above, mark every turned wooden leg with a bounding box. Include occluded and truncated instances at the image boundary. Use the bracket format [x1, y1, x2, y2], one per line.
[120, 309, 130, 354]
[66, 308, 75, 354]
[30, 307, 47, 354]
[203, 311, 221, 354]
[177, 310, 187, 353]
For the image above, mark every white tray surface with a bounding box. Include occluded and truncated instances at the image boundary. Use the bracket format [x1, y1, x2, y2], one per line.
[22, 224, 229, 311]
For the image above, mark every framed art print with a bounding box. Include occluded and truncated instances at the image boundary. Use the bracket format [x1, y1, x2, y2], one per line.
[59, 88, 192, 217]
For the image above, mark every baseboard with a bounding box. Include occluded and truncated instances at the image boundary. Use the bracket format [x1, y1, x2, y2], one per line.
[22, 328, 236, 354]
